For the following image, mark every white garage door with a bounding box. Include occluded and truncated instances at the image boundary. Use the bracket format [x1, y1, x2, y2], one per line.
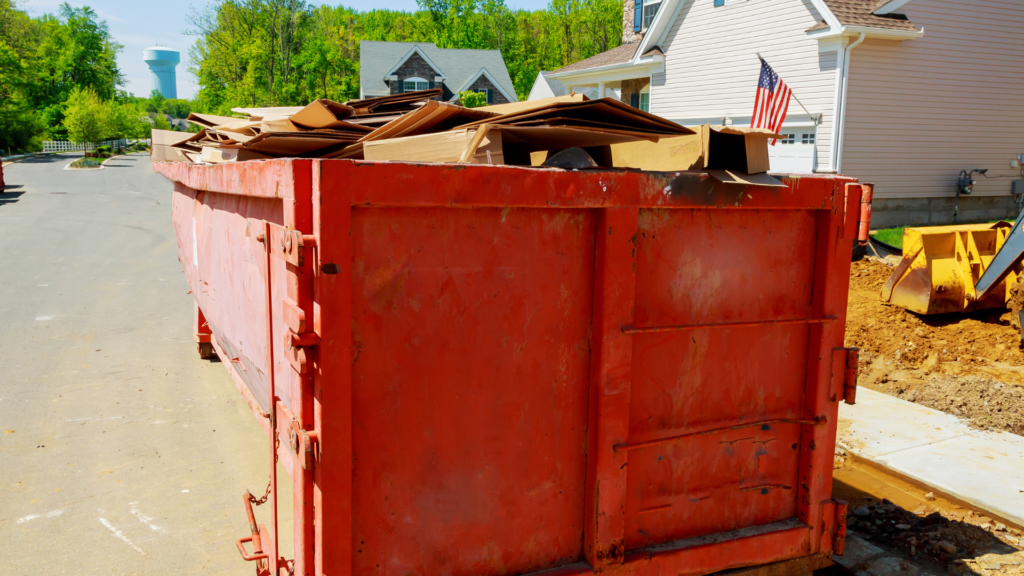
[768, 129, 816, 173]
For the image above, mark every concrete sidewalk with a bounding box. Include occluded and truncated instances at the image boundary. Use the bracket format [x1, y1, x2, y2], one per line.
[838, 388, 1024, 528]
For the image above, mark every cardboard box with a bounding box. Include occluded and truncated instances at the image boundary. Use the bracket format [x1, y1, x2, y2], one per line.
[364, 128, 506, 165]
[151, 129, 193, 162]
[200, 146, 273, 164]
[607, 124, 783, 185]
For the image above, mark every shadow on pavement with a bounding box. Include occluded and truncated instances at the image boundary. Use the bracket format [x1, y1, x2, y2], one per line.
[19, 153, 82, 164]
[0, 191, 25, 206]
[3, 184, 24, 190]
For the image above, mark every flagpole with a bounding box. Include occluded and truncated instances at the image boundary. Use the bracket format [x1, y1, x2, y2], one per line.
[756, 53, 819, 125]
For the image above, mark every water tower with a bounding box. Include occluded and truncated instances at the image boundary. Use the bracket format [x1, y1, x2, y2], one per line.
[143, 47, 180, 99]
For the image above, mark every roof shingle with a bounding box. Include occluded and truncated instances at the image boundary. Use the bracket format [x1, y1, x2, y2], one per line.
[360, 42, 517, 100]
[554, 43, 640, 74]
[809, 0, 920, 32]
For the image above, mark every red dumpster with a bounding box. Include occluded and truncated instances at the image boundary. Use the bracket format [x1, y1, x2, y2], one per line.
[155, 159, 864, 576]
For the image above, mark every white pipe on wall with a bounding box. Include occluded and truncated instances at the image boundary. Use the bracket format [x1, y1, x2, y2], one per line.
[834, 33, 866, 174]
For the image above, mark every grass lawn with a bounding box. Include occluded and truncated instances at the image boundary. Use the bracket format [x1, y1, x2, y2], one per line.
[871, 227, 905, 248]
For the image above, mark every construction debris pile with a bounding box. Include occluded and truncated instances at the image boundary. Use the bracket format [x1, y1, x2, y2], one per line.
[151, 90, 783, 181]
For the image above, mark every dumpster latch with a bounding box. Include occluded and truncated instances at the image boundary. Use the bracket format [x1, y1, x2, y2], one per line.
[285, 331, 319, 375]
[288, 420, 318, 470]
[267, 223, 316, 268]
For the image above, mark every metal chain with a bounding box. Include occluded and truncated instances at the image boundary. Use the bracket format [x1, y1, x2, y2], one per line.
[247, 480, 272, 506]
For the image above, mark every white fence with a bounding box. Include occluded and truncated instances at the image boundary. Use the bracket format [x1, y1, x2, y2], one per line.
[42, 139, 128, 153]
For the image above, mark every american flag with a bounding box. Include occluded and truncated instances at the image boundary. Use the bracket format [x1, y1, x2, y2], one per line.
[751, 58, 792, 145]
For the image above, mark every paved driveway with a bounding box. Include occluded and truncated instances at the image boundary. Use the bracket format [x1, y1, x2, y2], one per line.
[0, 153, 290, 575]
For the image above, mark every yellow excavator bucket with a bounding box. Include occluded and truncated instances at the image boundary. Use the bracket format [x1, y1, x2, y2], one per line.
[881, 222, 1019, 315]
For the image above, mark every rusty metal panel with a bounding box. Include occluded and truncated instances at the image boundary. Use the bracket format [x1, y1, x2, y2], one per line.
[622, 208, 819, 548]
[348, 206, 595, 576]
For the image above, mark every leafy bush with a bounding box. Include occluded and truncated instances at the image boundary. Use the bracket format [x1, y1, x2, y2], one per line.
[458, 91, 488, 109]
[70, 157, 101, 169]
[96, 145, 111, 154]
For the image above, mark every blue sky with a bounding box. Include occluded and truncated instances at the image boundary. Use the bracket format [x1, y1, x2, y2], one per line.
[19, 0, 552, 99]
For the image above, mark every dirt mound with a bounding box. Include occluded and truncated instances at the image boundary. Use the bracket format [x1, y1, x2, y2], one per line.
[846, 258, 1023, 370]
[1009, 280, 1024, 330]
[846, 257, 1024, 434]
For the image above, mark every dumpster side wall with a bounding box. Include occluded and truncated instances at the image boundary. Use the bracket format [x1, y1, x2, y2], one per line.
[156, 159, 861, 576]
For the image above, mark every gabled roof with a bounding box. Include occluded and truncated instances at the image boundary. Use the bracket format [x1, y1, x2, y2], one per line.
[360, 41, 517, 101]
[554, 43, 640, 74]
[807, 0, 919, 32]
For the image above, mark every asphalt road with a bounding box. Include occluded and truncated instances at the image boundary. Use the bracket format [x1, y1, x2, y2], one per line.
[0, 153, 291, 575]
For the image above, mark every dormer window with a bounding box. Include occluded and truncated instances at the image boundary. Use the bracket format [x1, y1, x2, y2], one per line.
[642, 0, 661, 29]
[403, 77, 430, 92]
[634, 0, 662, 32]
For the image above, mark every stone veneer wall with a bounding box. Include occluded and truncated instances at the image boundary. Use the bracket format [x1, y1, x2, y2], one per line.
[622, 0, 644, 43]
[619, 77, 650, 107]
[389, 52, 440, 95]
[466, 75, 511, 104]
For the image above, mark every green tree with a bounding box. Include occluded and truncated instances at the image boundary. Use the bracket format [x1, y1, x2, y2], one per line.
[63, 85, 109, 147]
[0, 0, 122, 149]
[108, 100, 148, 141]
[152, 113, 171, 131]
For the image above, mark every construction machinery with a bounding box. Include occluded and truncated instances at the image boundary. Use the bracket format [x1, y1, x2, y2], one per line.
[881, 222, 1020, 315]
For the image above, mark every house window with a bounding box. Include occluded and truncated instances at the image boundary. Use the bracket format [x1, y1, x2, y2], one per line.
[639, 92, 650, 113]
[642, 0, 661, 29]
[802, 133, 815, 145]
[403, 77, 430, 92]
[779, 134, 795, 144]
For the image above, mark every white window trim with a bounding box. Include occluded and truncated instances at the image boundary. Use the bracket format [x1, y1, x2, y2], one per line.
[403, 77, 431, 92]
[640, 0, 662, 31]
[385, 45, 446, 81]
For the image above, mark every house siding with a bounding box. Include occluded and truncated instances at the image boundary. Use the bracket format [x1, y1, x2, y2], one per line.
[841, 0, 1024, 200]
[651, 0, 838, 170]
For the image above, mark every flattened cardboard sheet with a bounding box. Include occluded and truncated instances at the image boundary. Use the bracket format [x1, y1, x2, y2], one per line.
[290, 99, 356, 129]
[362, 100, 497, 142]
[187, 113, 242, 128]
[706, 169, 785, 187]
[477, 94, 587, 115]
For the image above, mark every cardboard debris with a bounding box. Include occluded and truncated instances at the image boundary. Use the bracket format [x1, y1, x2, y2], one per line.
[151, 129, 192, 162]
[289, 99, 356, 130]
[201, 146, 273, 164]
[364, 128, 505, 165]
[362, 100, 498, 142]
[230, 106, 305, 120]
[345, 89, 442, 116]
[186, 113, 242, 128]
[608, 124, 782, 179]
[477, 94, 588, 115]
[156, 92, 780, 180]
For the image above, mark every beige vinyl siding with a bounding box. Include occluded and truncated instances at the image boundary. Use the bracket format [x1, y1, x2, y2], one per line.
[842, 0, 1024, 199]
[652, 0, 838, 170]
